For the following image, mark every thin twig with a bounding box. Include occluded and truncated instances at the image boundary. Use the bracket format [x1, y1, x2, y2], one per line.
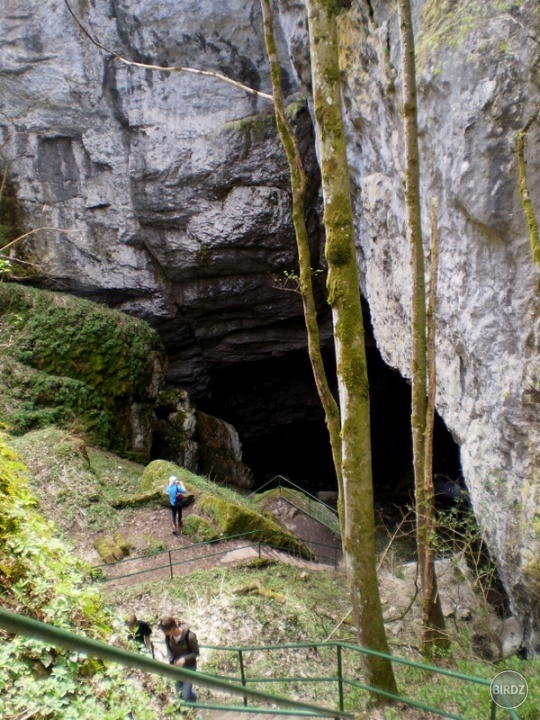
[63, 0, 273, 101]
[0, 227, 81, 252]
[324, 609, 352, 643]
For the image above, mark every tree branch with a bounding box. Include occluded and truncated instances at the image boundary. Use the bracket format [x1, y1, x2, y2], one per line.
[63, 0, 273, 101]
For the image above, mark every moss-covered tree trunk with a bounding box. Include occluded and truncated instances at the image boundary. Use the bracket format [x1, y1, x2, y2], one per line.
[516, 107, 540, 268]
[424, 199, 448, 651]
[304, 0, 397, 696]
[260, 0, 343, 489]
[397, 0, 447, 655]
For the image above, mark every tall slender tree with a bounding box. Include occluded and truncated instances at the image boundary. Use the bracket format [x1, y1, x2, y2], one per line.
[396, 0, 447, 654]
[260, 0, 343, 484]
[516, 106, 540, 268]
[65, 0, 398, 693]
[260, 0, 397, 695]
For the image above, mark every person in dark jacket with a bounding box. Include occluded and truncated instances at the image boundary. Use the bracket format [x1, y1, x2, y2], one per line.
[126, 614, 154, 656]
[159, 615, 200, 702]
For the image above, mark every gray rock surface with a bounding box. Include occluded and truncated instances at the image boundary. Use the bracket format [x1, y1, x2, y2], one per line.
[1, 0, 540, 653]
[278, 0, 540, 655]
[0, 0, 323, 397]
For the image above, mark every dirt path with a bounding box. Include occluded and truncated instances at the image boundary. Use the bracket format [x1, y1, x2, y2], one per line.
[92, 498, 342, 589]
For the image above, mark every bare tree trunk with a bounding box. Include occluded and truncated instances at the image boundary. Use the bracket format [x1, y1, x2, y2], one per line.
[304, 0, 397, 696]
[396, 0, 446, 655]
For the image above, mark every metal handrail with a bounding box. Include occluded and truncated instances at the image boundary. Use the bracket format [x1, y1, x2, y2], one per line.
[0, 608, 350, 718]
[279, 494, 341, 537]
[0, 608, 521, 719]
[199, 640, 521, 719]
[93, 529, 343, 583]
[248, 474, 341, 537]
[248, 474, 339, 517]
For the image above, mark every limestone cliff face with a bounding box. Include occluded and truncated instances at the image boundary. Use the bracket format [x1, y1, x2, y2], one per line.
[347, 0, 540, 655]
[0, 0, 325, 396]
[1, 0, 540, 652]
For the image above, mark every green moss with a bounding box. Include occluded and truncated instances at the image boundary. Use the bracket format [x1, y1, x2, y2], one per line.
[182, 514, 220, 543]
[416, 0, 524, 71]
[12, 427, 152, 533]
[94, 534, 129, 563]
[0, 433, 160, 717]
[216, 113, 276, 143]
[0, 171, 29, 275]
[111, 488, 163, 509]
[197, 493, 314, 558]
[197, 411, 253, 488]
[0, 284, 166, 457]
[516, 120, 540, 268]
[140, 459, 184, 493]
[284, 97, 308, 122]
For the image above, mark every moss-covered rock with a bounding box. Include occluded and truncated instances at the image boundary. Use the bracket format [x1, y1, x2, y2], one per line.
[152, 388, 199, 471]
[196, 411, 253, 490]
[140, 458, 200, 496]
[111, 489, 163, 509]
[140, 459, 182, 494]
[182, 514, 221, 543]
[197, 493, 314, 559]
[94, 533, 130, 563]
[0, 284, 167, 460]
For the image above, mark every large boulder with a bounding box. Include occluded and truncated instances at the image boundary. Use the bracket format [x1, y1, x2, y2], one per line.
[197, 411, 253, 490]
[0, 284, 166, 461]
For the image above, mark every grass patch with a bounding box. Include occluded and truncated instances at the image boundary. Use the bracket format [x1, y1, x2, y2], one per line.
[10, 427, 157, 532]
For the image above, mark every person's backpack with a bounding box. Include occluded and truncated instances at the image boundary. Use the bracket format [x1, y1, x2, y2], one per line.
[175, 485, 186, 507]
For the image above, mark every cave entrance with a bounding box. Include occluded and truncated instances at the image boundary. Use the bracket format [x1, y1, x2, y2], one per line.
[197, 343, 462, 508]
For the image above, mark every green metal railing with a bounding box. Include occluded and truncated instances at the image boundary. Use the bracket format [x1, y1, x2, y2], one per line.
[0, 608, 522, 719]
[199, 639, 522, 719]
[0, 608, 349, 718]
[248, 474, 341, 536]
[93, 528, 342, 584]
[92, 476, 344, 584]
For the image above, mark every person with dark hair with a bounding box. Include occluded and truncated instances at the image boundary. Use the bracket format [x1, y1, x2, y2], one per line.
[159, 615, 199, 702]
[126, 614, 154, 656]
[165, 475, 187, 535]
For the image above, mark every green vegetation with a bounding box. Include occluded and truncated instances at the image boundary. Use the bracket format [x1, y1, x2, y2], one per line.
[3, 424, 540, 718]
[181, 513, 220, 543]
[0, 430, 161, 719]
[11, 427, 158, 533]
[108, 562, 540, 718]
[12, 428, 309, 557]
[214, 112, 276, 144]
[416, 0, 526, 71]
[0, 284, 166, 460]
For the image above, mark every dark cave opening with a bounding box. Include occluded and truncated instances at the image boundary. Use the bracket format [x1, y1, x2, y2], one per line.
[197, 343, 463, 507]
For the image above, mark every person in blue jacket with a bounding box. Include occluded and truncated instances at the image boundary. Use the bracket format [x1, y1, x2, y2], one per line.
[166, 475, 187, 535]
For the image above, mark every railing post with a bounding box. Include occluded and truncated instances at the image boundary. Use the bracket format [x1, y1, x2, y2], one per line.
[337, 644, 344, 712]
[168, 551, 173, 580]
[238, 649, 248, 707]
